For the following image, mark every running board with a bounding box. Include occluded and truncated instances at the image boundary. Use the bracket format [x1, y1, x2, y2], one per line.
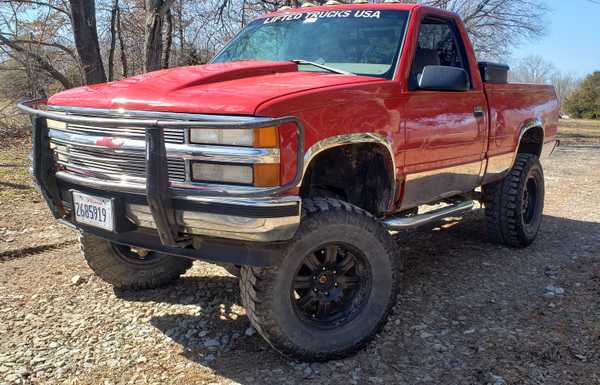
[383, 200, 475, 230]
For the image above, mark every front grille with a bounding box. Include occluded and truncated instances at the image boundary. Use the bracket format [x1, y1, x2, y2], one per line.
[50, 117, 187, 182]
[53, 144, 186, 182]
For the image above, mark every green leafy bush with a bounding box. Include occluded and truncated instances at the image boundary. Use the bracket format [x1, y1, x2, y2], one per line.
[564, 72, 600, 119]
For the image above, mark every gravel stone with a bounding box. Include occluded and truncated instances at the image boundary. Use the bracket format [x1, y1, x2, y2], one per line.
[70, 274, 84, 285]
[489, 374, 507, 385]
[302, 365, 313, 378]
[203, 338, 220, 348]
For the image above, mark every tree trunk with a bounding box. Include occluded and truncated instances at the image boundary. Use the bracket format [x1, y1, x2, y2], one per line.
[162, 9, 172, 69]
[143, 0, 174, 73]
[241, 0, 246, 28]
[108, 0, 119, 81]
[177, 0, 184, 65]
[69, 0, 106, 84]
[116, 7, 128, 77]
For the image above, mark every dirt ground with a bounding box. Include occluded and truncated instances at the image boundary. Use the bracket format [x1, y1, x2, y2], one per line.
[1, 120, 599, 385]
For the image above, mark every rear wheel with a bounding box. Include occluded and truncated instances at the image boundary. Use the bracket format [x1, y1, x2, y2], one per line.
[80, 233, 192, 290]
[240, 198, 400, 361]
[483, 153, 545, 247]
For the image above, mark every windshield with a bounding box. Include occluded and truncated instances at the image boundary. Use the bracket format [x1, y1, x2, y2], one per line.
[212, 10, 409, 78]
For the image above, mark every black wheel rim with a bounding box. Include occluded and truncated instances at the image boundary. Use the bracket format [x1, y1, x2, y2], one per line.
[111, 244, 160, 265]
[291, 243, 371, 329]
[522, 176, 538, 225]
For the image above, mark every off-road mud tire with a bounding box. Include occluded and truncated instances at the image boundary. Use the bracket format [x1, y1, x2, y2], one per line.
[239, 198, 401, 361]
[80, 233, 192, 290]
[483, 153, 545, 248]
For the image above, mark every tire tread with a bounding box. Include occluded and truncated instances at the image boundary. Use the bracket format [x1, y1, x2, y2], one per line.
[240, 198, 400, 361]
[483, 153, 544, 248]
[80, 233, 192, 290]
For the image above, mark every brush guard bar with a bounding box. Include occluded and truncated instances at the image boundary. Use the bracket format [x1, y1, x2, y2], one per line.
[18, 99, 305, 247]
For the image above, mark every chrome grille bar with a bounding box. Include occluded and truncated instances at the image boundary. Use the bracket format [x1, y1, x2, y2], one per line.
[52, 143, 186, 179]
[66, 123, 185, 143]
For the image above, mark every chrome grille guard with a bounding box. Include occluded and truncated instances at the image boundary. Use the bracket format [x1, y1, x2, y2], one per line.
[18, 98, 305, 246]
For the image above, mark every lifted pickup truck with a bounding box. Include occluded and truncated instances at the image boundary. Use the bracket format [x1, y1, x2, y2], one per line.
[19, 3, 559, 361]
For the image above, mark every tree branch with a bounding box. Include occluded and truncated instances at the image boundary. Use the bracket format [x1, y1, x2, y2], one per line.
[0, 34, 72, 89]
[0, 0, 70, 16]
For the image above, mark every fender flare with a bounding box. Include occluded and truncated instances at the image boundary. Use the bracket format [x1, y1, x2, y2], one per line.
[300, 133, 397, 210]
[509, 118, 545, 168]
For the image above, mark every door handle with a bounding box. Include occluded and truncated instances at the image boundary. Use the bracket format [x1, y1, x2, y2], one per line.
[474, 106, 484, 117]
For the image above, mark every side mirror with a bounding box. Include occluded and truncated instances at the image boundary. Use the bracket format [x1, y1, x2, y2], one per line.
[418, 65, 470, 92]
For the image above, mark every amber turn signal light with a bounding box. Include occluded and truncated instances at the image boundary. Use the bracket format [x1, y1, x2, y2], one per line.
[253, 126, 279, 148]
[253, 164, 280, 187]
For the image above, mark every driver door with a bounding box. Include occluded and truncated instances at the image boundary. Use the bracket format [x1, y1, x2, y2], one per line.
[401, 15, 487, 209]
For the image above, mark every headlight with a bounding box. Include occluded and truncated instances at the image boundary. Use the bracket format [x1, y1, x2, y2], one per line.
[46, 119, 66, 129]
[190, 128, 253, 146]
[191, 162, 280, 186]
[190, 126, 278, 147]
[192, 162, 253, 185]
[190, 126, 280, 186]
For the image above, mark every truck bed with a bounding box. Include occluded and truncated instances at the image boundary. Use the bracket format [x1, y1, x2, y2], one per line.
[484, 82, 559, 159]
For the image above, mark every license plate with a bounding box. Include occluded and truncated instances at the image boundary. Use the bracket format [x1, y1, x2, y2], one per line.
[72, 191, 114, 231]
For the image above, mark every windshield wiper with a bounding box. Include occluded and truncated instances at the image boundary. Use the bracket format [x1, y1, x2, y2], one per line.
[292, 59, 355, 76]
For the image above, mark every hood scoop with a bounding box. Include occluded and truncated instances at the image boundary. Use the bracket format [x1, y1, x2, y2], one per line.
[169, 61, 299, 91]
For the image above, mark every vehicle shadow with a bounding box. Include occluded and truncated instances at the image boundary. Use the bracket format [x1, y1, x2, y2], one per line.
[116, 211, 600, 384]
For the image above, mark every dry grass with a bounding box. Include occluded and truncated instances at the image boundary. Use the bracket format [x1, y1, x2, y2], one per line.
[0, 100, 31, 141]
[558, 119, 600, 141]
[0, 139, 36, 201]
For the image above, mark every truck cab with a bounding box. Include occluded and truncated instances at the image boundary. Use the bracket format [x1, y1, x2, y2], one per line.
[19, 2, 559, 361]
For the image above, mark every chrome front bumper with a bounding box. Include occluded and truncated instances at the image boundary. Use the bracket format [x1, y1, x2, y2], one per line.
[19, 99, 305, 252]
[125, 197, 301, 242]
[56, 169, 301, 242]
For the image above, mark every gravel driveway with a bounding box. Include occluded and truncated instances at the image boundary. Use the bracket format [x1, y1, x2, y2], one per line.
[1, 133, 599, 385]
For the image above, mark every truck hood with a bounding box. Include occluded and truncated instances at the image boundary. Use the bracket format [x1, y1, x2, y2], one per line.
[48, 61, 380, 115]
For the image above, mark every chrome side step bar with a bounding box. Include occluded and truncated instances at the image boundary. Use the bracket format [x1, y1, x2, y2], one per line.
[383, 200, 475, 230]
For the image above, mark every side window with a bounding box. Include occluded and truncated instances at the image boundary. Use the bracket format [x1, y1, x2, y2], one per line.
[409, 17, 470, 90]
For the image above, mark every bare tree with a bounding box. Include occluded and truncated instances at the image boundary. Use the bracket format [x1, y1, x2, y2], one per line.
[510, 55, 555, 84]
[550, 71, 580, 112]
[107, 0, 118, 80]
[116, 4, 128, 77]
[509, 55, 581, 112]
[162, 8, 172, 69]
[425, 0, 548, 60]
[69, 0, 106, 84]
[143, 0, 173, 72]
[175, 0, 184, 65]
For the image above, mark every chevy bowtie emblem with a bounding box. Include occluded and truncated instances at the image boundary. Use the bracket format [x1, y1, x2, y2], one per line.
[95, 137, 125, 149]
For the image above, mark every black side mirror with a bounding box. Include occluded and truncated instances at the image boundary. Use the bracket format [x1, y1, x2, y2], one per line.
[418, 65, 470, 92]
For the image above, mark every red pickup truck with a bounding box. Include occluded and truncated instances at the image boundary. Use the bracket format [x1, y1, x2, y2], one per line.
[19, 3, 559, 361]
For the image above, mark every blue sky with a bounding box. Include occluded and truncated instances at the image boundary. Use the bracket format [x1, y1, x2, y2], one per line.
[513, 0, 600, 76]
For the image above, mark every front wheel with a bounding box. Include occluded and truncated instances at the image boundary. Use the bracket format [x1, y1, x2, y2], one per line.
[483, 153, 545, 248]
[80, 233, 192, 290]
[240, 198, 401, 361]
